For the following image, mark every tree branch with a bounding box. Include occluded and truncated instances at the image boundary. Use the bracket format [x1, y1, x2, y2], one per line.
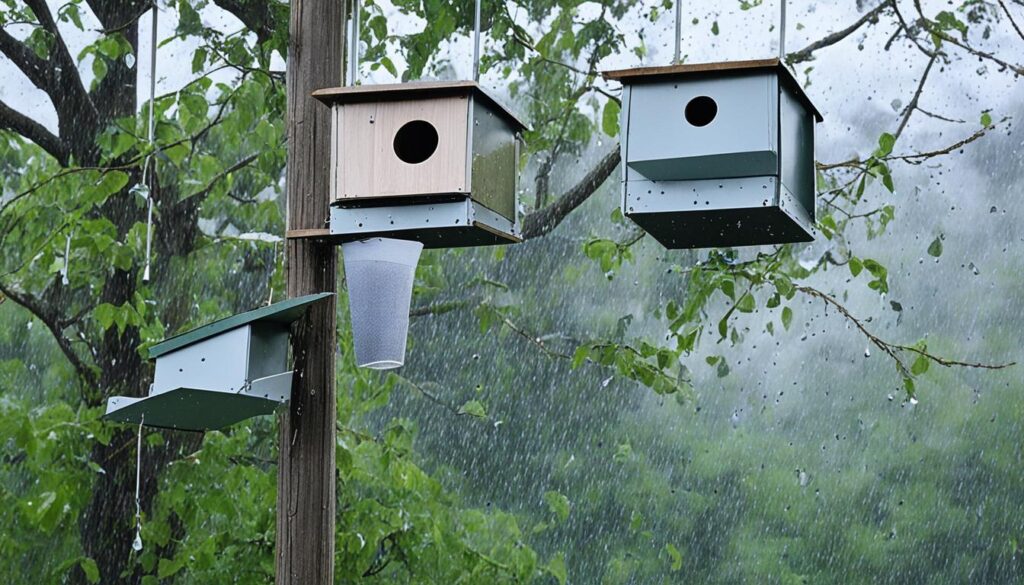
[211, 0, 281, 44]
[788, 0, 893, 65]
[0, 99, 68, 164]
[0, 281, 99, 389]
[521, 148, 620, 239]
[796, 285, 1015, 377]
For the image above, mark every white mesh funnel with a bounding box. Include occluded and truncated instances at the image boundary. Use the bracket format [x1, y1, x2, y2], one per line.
[342, 238, 424, 369]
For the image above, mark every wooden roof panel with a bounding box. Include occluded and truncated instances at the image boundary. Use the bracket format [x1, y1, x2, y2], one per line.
[313, 80, 530, 131]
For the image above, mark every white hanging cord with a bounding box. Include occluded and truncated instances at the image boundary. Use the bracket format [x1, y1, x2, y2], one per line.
[142, 5, 158, 283]
[779, 0, 786, 62]
[132, 415, 145, 553]
[60, 231, 72, 286]
[673, 0, 682, 64]
[472, 0, 482, 81]
[349, 0, 360, 85]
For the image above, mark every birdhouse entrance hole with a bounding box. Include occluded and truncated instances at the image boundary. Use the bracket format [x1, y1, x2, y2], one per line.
[393, 120, 439, 164]
[684, 96, 717, 127]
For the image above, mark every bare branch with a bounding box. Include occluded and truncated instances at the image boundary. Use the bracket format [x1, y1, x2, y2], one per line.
[894, 54, 937, 140]
[788, 0, 893, 65]
[998, 0, 1024, 42]
[521, 148, 620, 239]
[0, 99, 68, 164]
[797, 285, 1015, 377]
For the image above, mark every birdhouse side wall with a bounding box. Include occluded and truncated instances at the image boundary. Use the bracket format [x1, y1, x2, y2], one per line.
[778, 85, 816, 222]
[152, 326, 250, 395]
[246, 322, 290, 381]
[333, 96, 470, 201]
[469, 98, 518, 221]
[624, 72, 779, 182]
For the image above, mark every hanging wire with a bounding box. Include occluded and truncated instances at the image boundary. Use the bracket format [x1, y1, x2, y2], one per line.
[349, 0, 360, 85]
[672, 0, 682, 64]
[60, 232, 72, 286]
[131, 415, 145, 553]
[779, 0, 786, 62]
[472, 0, 482, 81]
[141, 5, 158, 283]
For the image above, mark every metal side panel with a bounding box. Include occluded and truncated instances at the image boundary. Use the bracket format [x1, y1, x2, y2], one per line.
[152, 326, 250, 395]
[243, 371, 293, 403]
[624, 176, 813, 249]
[329, 198, 518, 248]
[103, 388, 282, 432]
[470, 97, 517, 221]
[624, 176, 778, 215]
[246, 322, 289, 381]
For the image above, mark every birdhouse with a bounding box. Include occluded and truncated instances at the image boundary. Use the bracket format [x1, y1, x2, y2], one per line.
[602, 58, 823, 249]
[311, 80, 529, 248]
[103, 293, 332, 431]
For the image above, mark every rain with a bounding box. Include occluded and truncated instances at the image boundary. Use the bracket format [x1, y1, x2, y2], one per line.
[0, 0, 1022, 583]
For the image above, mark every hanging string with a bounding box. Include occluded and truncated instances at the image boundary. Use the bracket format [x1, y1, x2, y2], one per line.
[349, 0, 360, 85]
[141, 5, 158, 283]
[472, 0, 482, 81]
[132, 415, 145, 554]
[672, 0, 682, 64]
[60, 231, 72, 286]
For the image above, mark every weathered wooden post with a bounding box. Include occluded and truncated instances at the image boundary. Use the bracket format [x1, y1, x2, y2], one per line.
[277, 0, 344, 583]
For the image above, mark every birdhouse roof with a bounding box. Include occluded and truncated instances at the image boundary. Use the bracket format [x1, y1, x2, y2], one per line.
[312, 80, 530, 132]
[602, 58, 823, 122]
[147, 293, 333, 359]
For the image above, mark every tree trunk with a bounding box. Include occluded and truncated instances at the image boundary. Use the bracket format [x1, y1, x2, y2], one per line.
[276, 0, 343, 583]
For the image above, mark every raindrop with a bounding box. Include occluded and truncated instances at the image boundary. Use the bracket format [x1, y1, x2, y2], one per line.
[864, 347, 871, 358]
[124, 53, 136, 68]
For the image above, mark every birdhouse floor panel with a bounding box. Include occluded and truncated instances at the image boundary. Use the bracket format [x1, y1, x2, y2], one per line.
[329, 198, 519, 248]
[628, 206, 814, 249]
[103, 387, 285, 432]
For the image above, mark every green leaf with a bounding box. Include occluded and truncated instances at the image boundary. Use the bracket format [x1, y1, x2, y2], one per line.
[544, 491, 571, 523]
[876, 132, 896, 157]
[781, 306, 793, 331]
[665, 543, 683, 572]
[711, 21, 720, 35]
[911, 354, 930, 376]
[157, 556, 186, 579]
[191, 47, 207, 74]
[981, 111, 992, 127]
[736, 292, 756, 313]
[80, 558, 100, 584]
[602, 100, 620, 137]
[457, 400, 487, 418]
[849, 257, 864, 277]
[547, 553, 567, 585]
[927, 236, 943, 257]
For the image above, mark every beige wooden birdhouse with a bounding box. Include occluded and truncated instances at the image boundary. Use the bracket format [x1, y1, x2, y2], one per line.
[312, 81, 528, 248]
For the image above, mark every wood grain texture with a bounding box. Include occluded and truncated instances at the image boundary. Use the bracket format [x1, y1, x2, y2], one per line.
[337, 96, 469, 200]
[277, 0, 342, 583]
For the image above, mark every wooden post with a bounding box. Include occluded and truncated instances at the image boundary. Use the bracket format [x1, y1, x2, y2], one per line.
[277, 0, 344, 583]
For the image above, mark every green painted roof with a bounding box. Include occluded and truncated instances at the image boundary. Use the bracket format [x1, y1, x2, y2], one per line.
[148, 293, 334, 359]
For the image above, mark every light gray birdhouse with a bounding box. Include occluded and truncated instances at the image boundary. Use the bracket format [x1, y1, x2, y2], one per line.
[312, 81, 528, 248]
[602, 58, 823, 249]
[103, 293, 332, 431]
